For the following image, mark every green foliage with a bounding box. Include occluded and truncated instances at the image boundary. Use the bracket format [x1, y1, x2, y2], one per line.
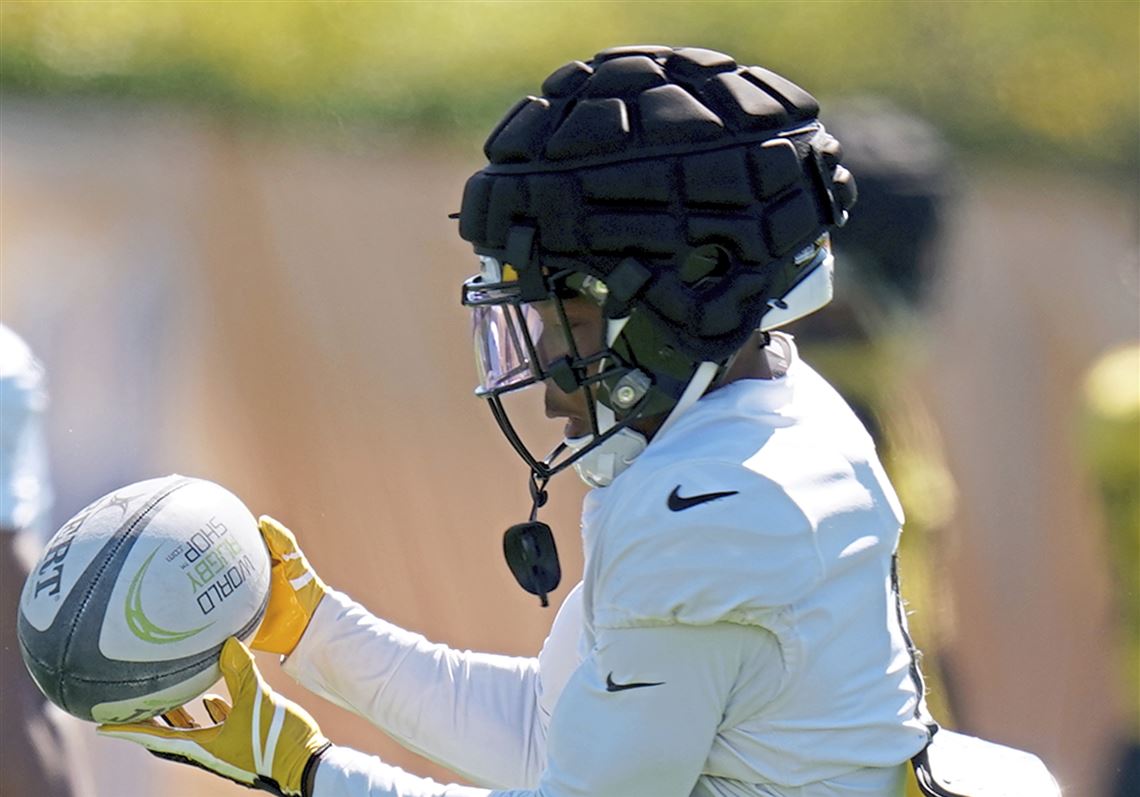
[1082, 345, 1140, 734]
[1, 1, 1137, 168]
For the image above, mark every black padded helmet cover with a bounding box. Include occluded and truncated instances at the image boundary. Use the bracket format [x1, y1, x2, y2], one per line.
[459, 45, 856, 365]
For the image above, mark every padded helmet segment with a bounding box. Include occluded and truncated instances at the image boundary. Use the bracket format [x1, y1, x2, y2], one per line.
[459, 46, 855, 363]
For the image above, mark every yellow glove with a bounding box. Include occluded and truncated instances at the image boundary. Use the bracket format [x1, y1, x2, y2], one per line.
[252, 516, 331, 656]
[98, 638, 330, 796]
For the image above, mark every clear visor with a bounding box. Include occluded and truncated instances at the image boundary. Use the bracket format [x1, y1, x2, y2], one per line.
[471, 299, 544, 394]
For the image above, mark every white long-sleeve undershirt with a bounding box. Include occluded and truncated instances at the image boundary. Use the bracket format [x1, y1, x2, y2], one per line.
[283, 589, 547, 788]
[286, 590, 802, 797]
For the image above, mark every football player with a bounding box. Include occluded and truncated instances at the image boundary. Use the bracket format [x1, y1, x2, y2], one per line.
[100, 46, 1056, 797]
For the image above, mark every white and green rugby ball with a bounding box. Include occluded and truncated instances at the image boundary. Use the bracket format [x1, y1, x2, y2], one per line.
[18, 475, 271, 723]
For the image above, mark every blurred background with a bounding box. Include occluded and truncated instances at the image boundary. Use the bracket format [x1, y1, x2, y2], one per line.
[0, 2, 1136, 796]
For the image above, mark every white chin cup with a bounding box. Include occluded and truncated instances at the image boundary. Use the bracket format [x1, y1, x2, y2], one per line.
[563, 427, 647, 488]
[562, 317, 721, 488]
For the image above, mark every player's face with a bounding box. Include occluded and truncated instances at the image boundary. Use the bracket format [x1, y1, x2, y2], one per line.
[532, 296, 605, 438]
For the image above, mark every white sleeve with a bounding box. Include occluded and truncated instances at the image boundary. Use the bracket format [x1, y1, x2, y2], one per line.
[310, 621, 778, 797]
[283, 590, 546, 788]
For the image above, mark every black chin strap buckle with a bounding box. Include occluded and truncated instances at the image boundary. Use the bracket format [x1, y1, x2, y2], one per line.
[527, 470, 549, 519]
[502, 471, 561, 607]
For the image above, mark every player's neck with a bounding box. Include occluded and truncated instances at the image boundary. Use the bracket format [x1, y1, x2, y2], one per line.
[721, 331, 789, 384]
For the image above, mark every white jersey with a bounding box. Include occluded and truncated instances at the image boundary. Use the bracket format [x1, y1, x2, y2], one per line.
[284, 340, 930, 796]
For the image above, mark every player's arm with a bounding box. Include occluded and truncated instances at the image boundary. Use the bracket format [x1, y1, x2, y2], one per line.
[255, 517, 547, 788]
[100, 621, 774, 797]
[284, 589, 546, 787]
[313, 621, 776, 797]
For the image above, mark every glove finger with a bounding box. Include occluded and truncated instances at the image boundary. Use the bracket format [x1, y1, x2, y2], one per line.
[219, 636, 266, 706]
[202, 694, 232, 724]
[258, 515, 301, 563]
[99, 721, 255, 788]
[259, 515, 322, 594]
[258, 516, 318, 586]
[97, 718, 210, 745]
[161, 706, 199, 729]
[96, 717, 161, 735]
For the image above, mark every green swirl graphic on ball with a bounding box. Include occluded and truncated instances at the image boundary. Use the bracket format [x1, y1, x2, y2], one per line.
[124, 547, 213, 644]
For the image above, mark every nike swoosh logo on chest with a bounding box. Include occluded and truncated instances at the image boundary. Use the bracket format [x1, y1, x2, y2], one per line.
[667, 486, 739, 512]
[606, 672, 665, 692]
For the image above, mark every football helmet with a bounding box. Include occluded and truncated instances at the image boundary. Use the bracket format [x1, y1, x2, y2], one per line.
[459, 45, 855, 489]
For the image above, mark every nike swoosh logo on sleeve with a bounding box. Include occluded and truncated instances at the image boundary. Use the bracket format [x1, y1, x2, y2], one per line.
[605, 672, 665, 692]
[666, 486, 739, 512]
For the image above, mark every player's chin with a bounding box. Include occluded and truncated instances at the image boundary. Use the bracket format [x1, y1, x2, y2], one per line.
[562, 418, 590, 439]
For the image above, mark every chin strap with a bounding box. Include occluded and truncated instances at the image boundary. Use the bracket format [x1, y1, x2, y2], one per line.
[564, 415, 647, 488]
[565, 359, 721, 488]
[655, 360, 720, 438]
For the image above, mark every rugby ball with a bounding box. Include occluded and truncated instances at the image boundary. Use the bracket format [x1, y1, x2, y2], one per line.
[18, 475, 271, 723]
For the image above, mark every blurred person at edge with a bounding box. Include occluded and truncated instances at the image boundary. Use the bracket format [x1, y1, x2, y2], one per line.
[0, 324, 94, 797]
[99, 47, 1058, 797]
